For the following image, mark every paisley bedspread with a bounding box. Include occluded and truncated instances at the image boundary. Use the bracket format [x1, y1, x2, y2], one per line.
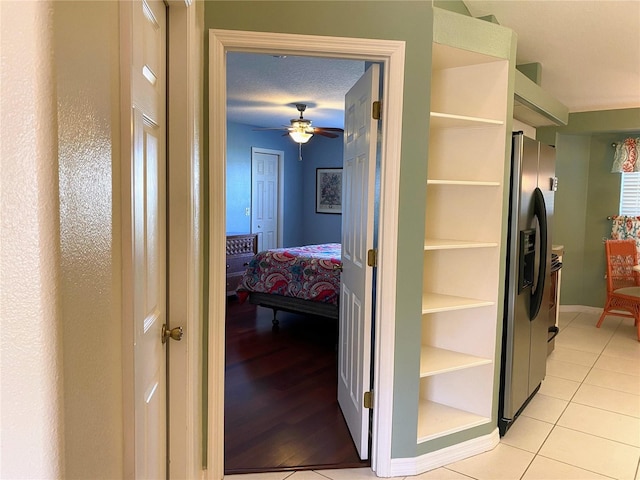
[237, 243, 341, 305]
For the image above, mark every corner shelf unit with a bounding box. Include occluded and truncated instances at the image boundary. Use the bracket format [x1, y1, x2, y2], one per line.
[418, 41, 509, 446]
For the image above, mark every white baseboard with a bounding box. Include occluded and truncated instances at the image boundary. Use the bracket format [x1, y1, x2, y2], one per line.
[560, 305, 603, 314]
[388, 429, 500, 477]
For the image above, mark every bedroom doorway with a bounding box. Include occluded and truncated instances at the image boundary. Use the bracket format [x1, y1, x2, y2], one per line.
[209, 29, 405, 479]
[225, 55, 368, 474]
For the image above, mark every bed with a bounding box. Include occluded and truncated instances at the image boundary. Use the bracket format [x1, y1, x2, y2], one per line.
[236, 243, 341, 325]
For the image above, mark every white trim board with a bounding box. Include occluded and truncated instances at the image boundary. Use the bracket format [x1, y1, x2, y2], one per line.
[208, 29, 405, 478]
[390, 429, 500, 477]
[166, 1, 203, 478]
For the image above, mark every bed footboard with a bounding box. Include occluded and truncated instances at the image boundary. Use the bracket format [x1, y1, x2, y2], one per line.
[248, 292, 339, 326]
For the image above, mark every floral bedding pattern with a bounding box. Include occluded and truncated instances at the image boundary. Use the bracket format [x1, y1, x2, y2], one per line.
[237, 243, 341, 305]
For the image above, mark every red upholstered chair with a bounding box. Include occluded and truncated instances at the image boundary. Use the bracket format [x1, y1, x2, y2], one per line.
[597, 239, 640, 341]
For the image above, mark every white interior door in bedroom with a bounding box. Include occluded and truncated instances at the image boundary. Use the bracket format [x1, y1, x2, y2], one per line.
[251, 147, 282, 251]
[338, 63, 380, 460]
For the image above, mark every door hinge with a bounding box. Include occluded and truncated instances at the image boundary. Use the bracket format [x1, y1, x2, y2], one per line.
[372, 101, 381, 120]
[364, 391, 373, 409]
[367, 248, 377, 267]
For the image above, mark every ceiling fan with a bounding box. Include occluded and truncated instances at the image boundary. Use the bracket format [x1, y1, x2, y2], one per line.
[254, 103, 344, 160]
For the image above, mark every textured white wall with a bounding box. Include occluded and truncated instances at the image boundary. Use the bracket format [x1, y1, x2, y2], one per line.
[0, 1, 65, 478]
[54, 2, 124, 478]
[0, 1, 124, 478]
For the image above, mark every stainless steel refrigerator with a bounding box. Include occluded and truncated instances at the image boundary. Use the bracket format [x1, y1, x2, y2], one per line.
[499, 131, 557, 436]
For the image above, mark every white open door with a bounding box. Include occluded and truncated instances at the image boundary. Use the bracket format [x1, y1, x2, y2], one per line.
[126, 0, 170, 477]
[338, 64, 380, 460]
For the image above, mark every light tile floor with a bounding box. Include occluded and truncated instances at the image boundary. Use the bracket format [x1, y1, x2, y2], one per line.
[225, 311, 640, 480]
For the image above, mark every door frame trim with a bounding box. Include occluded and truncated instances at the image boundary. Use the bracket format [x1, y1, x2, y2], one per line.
[166, 1, 203, 478]
[208, 29, 405, 478]
[250, 147, 284, 249]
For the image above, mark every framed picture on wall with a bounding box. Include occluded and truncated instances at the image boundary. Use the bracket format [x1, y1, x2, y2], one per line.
[316, 168, 343, 214]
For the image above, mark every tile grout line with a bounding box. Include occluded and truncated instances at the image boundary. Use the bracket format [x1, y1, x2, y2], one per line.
[534, 312, 639, 479]
[533, 452, 620, 480]
[517, 314, 575, 479]
[519, 311, 609, 479]
[608, 318, 640, 480]
[228, 312, 639, 480]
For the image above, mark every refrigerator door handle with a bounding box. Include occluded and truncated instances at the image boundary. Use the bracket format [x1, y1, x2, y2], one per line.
[530, 187, 548, 320]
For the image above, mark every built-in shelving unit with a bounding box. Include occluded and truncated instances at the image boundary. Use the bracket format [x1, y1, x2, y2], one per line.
[418, 41, 509, 446]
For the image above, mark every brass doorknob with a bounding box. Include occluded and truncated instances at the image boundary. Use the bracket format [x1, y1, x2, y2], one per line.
[162, 324, 183, 344]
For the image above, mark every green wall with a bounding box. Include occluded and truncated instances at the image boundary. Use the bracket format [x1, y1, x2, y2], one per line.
[205, 0, 639, 465]
[205, 0, 516, 461]
[205, 0, 433, 459]
[552, 135, 590, 305]
[540, 109, 640, 307]
[433, 0, 470, 16]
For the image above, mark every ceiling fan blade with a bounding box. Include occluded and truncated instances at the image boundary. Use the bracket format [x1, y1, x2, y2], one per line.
[314, 130, 340, 139]
[252, 106, 344, 140]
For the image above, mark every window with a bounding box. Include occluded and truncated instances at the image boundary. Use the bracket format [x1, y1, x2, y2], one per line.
[620, 172, 640, 215]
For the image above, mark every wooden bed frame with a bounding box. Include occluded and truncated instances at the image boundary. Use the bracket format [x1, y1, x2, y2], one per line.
[247, 292, 339, 326]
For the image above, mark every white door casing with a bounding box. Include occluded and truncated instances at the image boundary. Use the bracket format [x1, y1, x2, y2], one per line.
[131, 0, 167, 477]
[166, 0, 203, 478]
[251, 148, 282, 251]
[338, 64, 380, 460]
[208, 30, 405, 478]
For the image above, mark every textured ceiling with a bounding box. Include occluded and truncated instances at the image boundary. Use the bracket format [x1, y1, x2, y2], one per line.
[465, 0, 640, 113]
[227, 52, 365, 129]
[226, 2, 640, 129]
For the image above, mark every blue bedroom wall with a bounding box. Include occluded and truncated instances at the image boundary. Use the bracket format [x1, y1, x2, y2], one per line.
[226, 121, 344, 247]
[300, 134, 344, 244]
[226, 121, 303, 246]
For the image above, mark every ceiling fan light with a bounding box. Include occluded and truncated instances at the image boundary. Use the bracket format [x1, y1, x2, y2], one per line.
[289, 129, 313, 144]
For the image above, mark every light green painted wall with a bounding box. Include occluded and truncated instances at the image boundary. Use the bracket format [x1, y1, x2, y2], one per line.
[539, 108, 640, 141]
[552, 135, 590, 305]
[433, 0, 470, 16]
[205, 0, 432, 459]
[583, 134, 625, 307]
[516, 63, 542, 84]
[540, 109, 640, 307]
[204, 0, 516, 460]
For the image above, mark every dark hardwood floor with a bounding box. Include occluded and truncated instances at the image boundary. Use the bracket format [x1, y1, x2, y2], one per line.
[224, 295, 369, 474]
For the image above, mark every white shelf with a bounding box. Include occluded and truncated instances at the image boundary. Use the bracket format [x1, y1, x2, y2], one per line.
[422, 293, 494, 314]
[424, 239, 498, 250]
[418, 36, 509, 450]
[420, 346, 492, 377]
[426, 179, 500, 186]
[430, 112, 504, 129]
[417, 399, 491, 443]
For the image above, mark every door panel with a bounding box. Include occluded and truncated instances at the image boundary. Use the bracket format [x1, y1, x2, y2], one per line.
[132, 0, 167, 477]
[251, 149, 280, 251]
[338, 64, 379, 460]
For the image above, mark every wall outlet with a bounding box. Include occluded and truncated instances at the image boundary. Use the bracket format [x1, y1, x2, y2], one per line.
[245, 207, 250, 216]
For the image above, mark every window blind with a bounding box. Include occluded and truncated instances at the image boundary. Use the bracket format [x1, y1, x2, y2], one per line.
[620, 172, 640, 215]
